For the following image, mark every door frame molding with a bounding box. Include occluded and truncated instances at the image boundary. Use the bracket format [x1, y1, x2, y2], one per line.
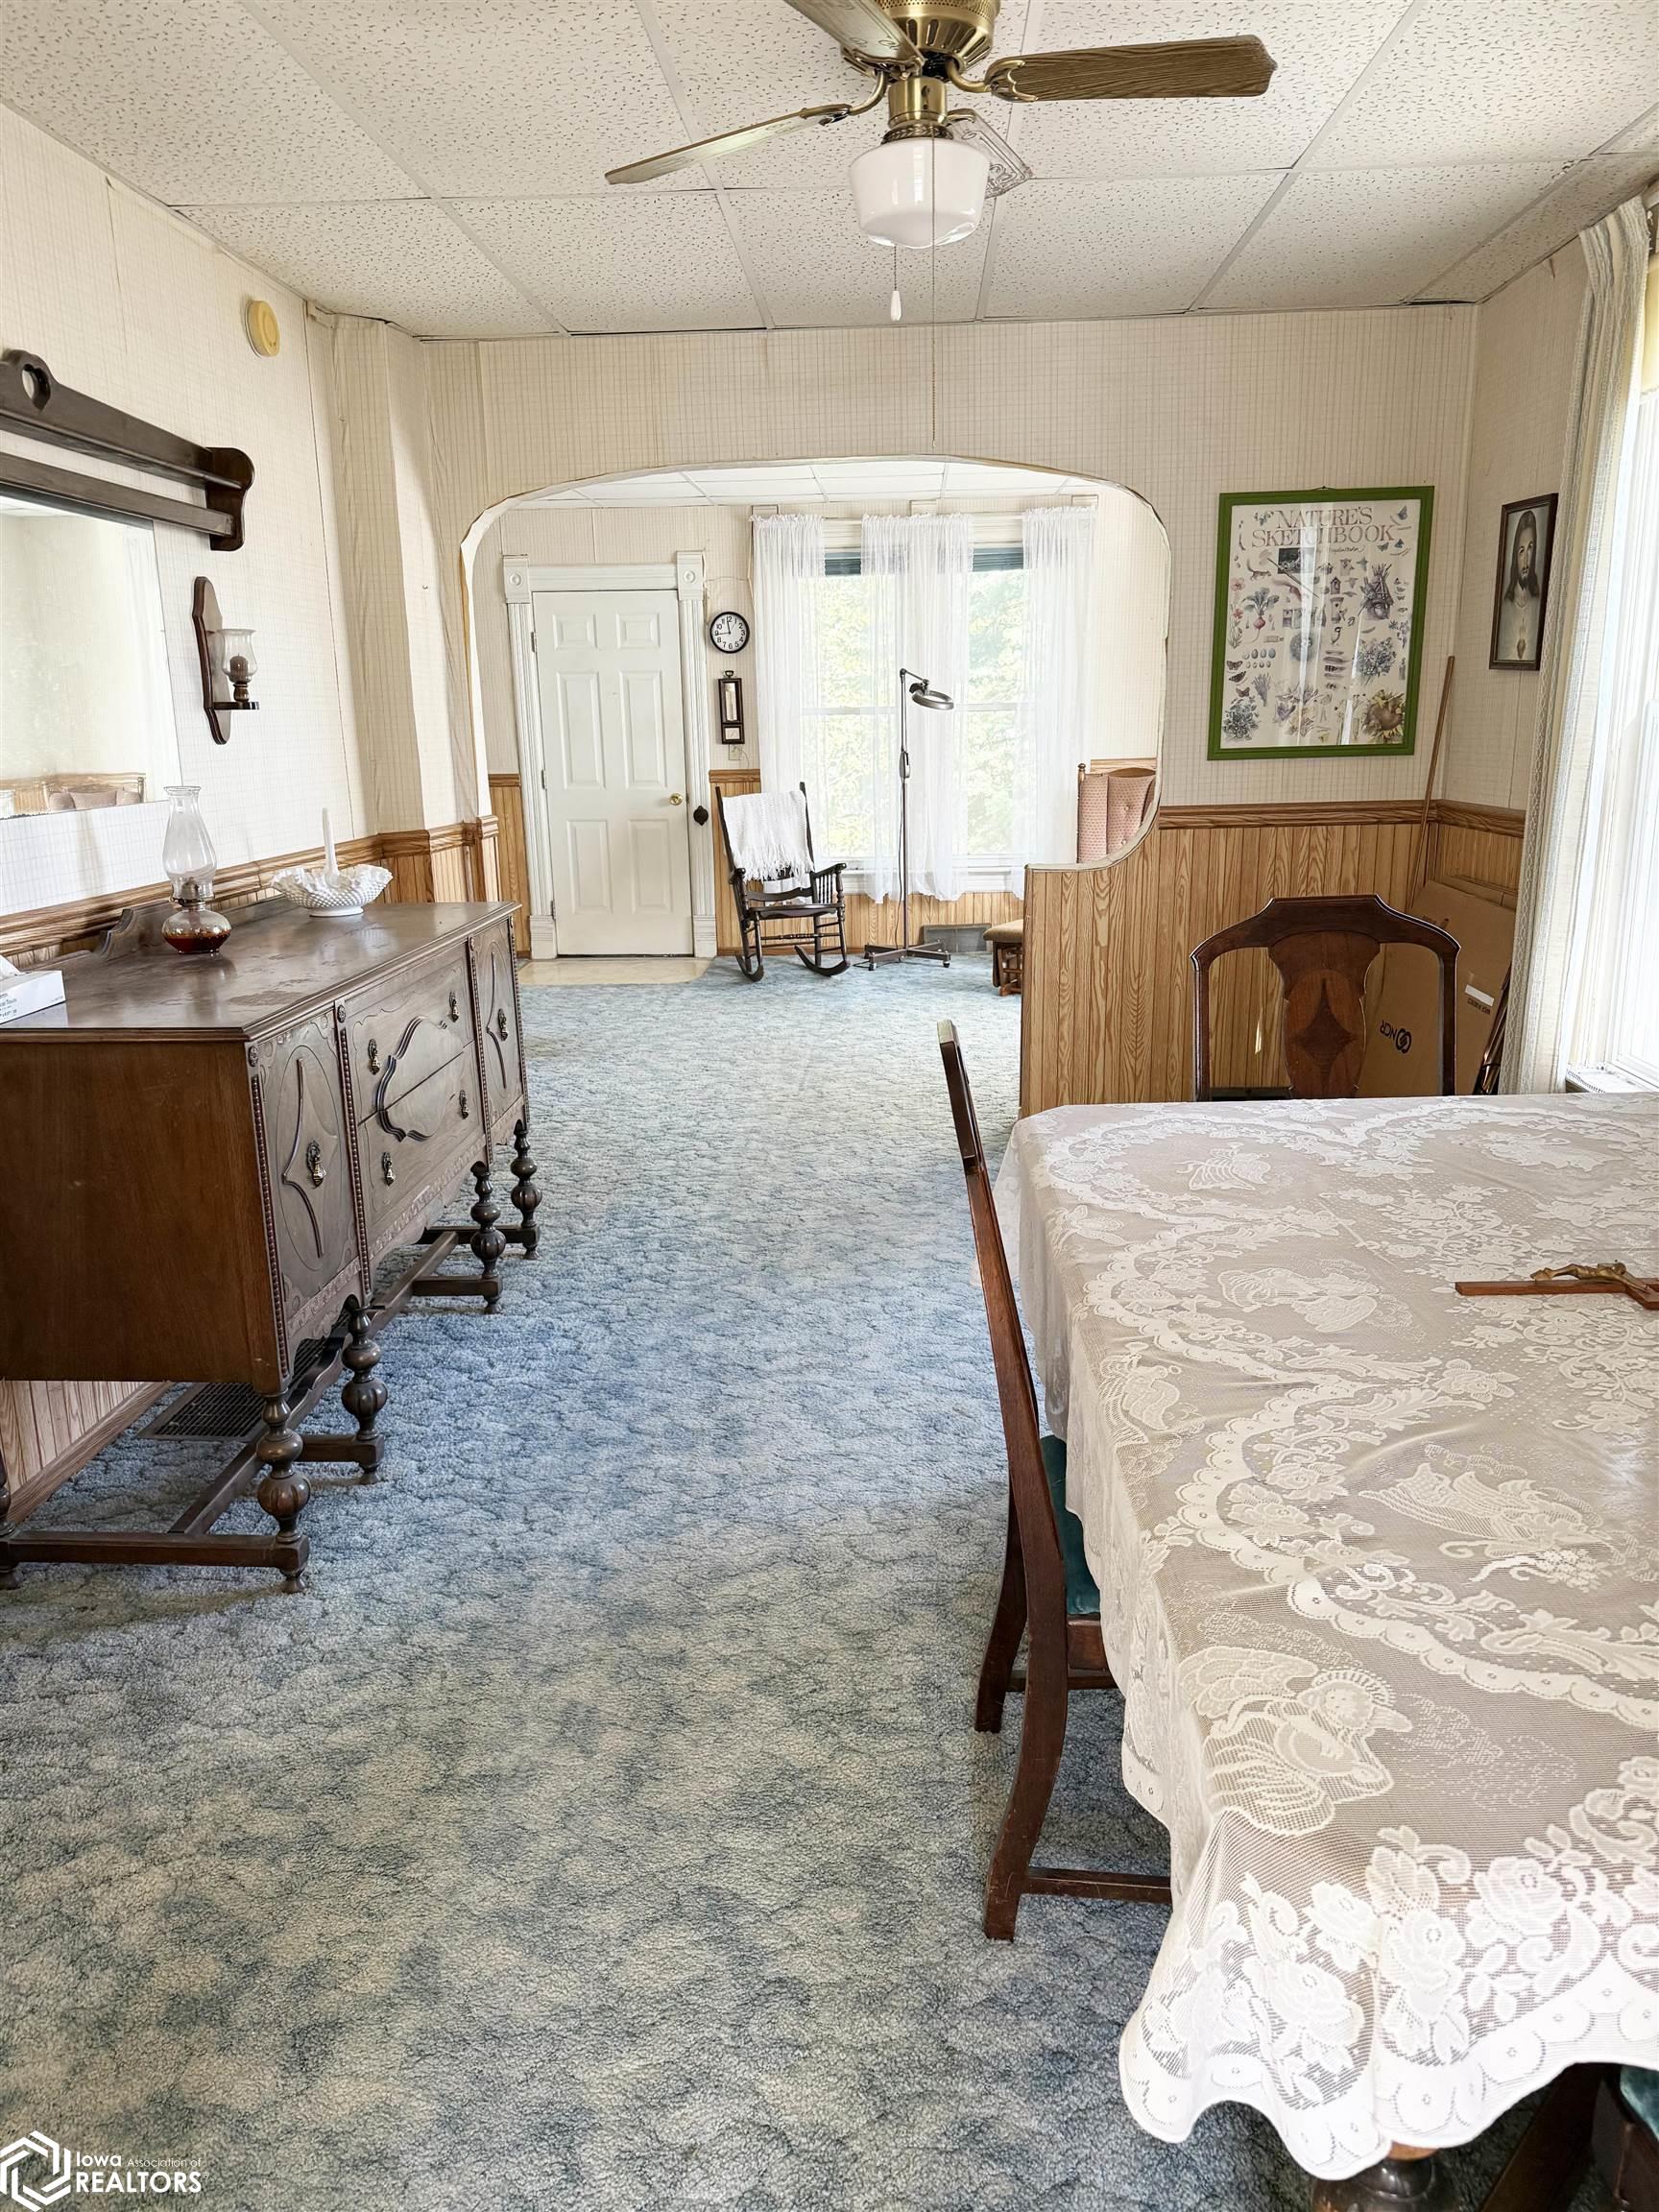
[504, 556, 715, 960]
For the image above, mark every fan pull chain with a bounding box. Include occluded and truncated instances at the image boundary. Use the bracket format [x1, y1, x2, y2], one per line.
[890, 243, 902, 322]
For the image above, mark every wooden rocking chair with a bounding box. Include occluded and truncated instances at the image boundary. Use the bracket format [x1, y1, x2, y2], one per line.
[716, 781, 849, 982]
[938, 1020, 1172, 1940]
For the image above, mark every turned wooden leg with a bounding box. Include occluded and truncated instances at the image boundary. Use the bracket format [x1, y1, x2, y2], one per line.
[975, 1495, 1027, 1735]
[510, 1118, 541, 1258]
[1311, 2148, 1457, 2212]
[254, 1395, 310, 1592]
[469, 1160, 506, 1310]
[338, 1300, 387, 1479]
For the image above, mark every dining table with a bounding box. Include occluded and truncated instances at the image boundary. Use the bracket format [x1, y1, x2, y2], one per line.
[996, 1090, 1658, 2205]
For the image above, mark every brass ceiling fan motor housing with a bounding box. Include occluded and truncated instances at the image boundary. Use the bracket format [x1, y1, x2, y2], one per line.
[873, 0, 998, 68]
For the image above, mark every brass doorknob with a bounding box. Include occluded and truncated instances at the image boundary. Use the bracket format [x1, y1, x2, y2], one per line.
[667, 792, 684, 805]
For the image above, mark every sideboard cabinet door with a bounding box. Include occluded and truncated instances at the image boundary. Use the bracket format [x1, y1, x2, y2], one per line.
[252, 1016, 363, 1343]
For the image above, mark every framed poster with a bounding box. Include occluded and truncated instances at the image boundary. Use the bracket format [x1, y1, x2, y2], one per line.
[1208, 486, 1434, 759]
[1489, 493, 1557, 670]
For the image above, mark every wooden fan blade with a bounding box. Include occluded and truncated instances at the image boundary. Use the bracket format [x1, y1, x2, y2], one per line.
[984, 36, 1275, 102]
[606, 103, 855, 183]
[785, 0, 920, 63]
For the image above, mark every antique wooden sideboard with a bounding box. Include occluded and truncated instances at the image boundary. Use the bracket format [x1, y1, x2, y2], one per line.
[0, 900, 538, 1588]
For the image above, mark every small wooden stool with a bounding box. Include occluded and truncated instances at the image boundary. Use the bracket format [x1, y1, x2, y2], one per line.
[984, 921, 1023, 997]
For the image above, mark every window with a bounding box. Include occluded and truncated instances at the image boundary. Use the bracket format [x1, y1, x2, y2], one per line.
[1569, 377, 1659, 1091]
[804, 541, 1028, 872]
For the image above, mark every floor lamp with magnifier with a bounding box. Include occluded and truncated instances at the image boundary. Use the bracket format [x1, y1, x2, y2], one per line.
[864, 667, 954, 971]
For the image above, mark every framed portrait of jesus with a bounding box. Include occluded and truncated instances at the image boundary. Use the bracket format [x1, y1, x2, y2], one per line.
[1489, 493, 1557, 671]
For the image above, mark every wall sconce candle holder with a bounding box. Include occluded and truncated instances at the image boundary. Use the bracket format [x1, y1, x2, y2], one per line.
[193, 575, 260, 744]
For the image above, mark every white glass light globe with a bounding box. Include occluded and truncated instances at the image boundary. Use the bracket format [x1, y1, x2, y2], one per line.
[850, 137, 990, 251]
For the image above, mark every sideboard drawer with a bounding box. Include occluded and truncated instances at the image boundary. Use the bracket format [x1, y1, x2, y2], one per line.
[358, 1053, 480, 1246]
[346, 953, 469, 1118]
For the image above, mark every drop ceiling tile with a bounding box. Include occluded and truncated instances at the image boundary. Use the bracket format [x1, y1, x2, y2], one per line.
[1202, 160, 1570, 310]
[1310, 0, 1659, 170]
[1011, 1, 1408, 179]
[179, 201, 553, 337]
[253, 0, 697, 196]
[1601, 103, 1659, 154]
[1417, 154, 1659, 301]
[449, 195, 760, 333]
[0, 0, 416, 204]
[983, 172, 1279, 319]
[725, 192, 991, 325]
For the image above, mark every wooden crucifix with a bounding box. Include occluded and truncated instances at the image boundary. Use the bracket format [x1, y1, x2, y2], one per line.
[1455, 1262, 1659, 1310]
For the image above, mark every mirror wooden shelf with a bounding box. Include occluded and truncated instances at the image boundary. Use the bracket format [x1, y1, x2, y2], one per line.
[0, 348, 252, 550]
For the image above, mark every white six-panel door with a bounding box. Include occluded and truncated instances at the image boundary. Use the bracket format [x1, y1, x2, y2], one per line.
[532, 588, 694, 956]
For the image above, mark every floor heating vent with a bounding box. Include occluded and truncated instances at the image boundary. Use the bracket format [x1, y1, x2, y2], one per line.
[143, 1337, 332, 1440]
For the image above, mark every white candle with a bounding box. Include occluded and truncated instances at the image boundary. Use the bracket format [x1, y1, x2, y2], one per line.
[323, 808, 338, 878]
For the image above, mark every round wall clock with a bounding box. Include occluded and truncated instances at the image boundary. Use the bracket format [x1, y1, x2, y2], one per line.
[708, 610, 750, 656]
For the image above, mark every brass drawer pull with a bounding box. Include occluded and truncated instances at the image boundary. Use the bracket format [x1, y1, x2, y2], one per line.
[494, 1008, 509, 1041]
[458, 1087, 469, 1119]
[366, 1037, 380, 1073]
[380, 1151, 395, 1186]
[304, 1141, 326, 1188]
[448, 990, 460, 1022]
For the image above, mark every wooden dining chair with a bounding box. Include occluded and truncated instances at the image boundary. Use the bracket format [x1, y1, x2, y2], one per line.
[938, 1020, 1172, 1941]
[1190, 892, 1459, 1101]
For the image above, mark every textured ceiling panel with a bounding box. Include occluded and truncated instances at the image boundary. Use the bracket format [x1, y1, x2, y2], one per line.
[1600, 103, 1659, 154]
[524, 457, 1110, 505]
[984, 172, 1278, 319]
[1202, 160, 1570, 311]
[1012, 0, 1408, 178]
[1310, 0, 1659, 171]
[180, 201, 554, 336]
[253, 0, 698, 196]
[452, 194, 761, 332]
[0, 0, 415, 203]
[725, 191, 991, 325]
[1417, 154, 1659, 301]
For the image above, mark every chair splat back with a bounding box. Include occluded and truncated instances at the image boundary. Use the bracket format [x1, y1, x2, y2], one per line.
[1190, 892, 1459, 1100]
[936, 1022, 1068, 1633]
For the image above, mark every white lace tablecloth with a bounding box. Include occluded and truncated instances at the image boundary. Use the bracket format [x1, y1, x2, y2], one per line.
[997, 1093, 1659, 2179]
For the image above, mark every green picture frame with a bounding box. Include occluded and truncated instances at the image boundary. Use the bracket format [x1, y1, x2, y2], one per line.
[1207, 484, 1434, 760]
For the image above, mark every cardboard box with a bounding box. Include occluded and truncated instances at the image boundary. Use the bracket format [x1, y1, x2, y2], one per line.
[1358, 879, 1516, 1096]
[0, 966, 66, 1026]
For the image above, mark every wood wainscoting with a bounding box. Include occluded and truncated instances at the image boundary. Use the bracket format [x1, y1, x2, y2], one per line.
[2, 818, 501, 969]
[0, 805, 503, 1513]
[1424, 800, 1526, 902]
[708, 768, 1022, 956]
[491, 774, 532, 955]
[1021, 797, 1527, 1114]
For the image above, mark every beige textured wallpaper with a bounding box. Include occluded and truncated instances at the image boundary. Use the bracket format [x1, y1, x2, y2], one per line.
[1443, 246, 1587, 811]
[428, 306, 1480, 817]
[0, 107, 365, 908]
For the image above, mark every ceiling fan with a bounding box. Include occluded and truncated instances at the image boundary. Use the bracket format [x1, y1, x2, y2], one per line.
[607, 0, 1275, 252]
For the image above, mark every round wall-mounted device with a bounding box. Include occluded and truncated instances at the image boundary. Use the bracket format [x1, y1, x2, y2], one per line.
[244, 300, 281, 358]
[708, 610, 750, 655]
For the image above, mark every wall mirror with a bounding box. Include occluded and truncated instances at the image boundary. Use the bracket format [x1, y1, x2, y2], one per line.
[0, 492, 179, 825]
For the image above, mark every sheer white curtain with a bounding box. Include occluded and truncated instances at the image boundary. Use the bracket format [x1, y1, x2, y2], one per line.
[753, 513, 826, 797]
[1019, 506, 1098, 865]
[1504, 201, 1648, 1091]
[1563, 241, 1659, 1087]
[863, 513, 972, 902]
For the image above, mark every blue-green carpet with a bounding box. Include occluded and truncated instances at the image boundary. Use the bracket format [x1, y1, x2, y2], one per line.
[0, 959, 1585, 2210]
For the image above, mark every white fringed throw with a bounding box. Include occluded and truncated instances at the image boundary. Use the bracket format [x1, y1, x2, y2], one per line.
[724, 789, 812, 882]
